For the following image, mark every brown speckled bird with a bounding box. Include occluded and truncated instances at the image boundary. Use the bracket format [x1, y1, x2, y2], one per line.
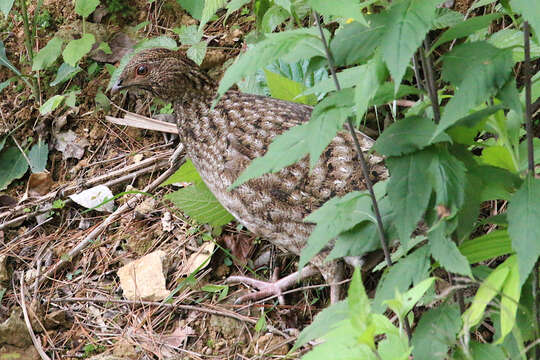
[112, 48, 386, 303]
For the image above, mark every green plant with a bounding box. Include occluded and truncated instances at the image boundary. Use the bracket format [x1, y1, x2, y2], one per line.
[160, 0, 540, 358]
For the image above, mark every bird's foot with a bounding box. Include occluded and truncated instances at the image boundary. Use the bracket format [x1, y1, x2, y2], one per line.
[226, 265, 319, 305]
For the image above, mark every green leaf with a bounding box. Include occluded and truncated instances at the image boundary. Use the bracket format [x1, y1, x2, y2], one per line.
[411, 304, 461, 360]
[373, 246, 431, 313]
[0, 146, 29, 190]
[0, 79, 12, 93]
[176, 0, 204, 20]
[218, 27, 327, 96]
[432, 8, 464, 29]
[261, 5, 289, 33]
[462, 262, 509, 331]
[429, 224, 472, 277]
[0, 40, 22, 77]
[330, 15, 384, 66]
[348, 268, 371, 323]
[307, 0, 367, 26]
[255, 312, 266, 332]
[511, 0, 540, 41]
[226, 0, 251, 19]
[28, 140, 48, 173]
[302, 65, 369, 96]
[174, 25, 203, 45]
[0, 0, 15, 16]
[134, 36, 178, 51]
[434, 42, 513, 138]
[480, 145, 517, 172]
[305, 89, 354, 168]
[165, 182, 234, 227]
[430, 13, 502, 52]
[232, 88, 353, 188]
[32, 37, 63, 71]
[63, 34, 96, 66]
[371, 83, 422, 107]
[428, 146, 466, 212]
[469, 342, 506, 360]
[51, 62, 82, 86]
[231, 123, 310, 187]
[186, 41, 207, 66]
[507, 176, 540, 286]
[328, 194, 393, 260]
[300, 191, 374, 269]
[199, 0, 227, 30]
[374, 117, 450, 157]
[75, 0, 100, 18]
[459, 230, 513, 264]
[293, 301, 349, 351]
[354, 55, 385, 124]
[97, 41, 112, 54]
[378, 333, 411, 360]
[488, 29, 540, 63]
[386, 149, 434, 248]
[446, 105, 503, 145]
[39, 95, 65, 115]
[0, 136, 6, 152]
[301, 320, 375, 360]
[264, 69, 316, 105]
[379, 0, 443, 92]
[499, 256, 519, 343]
[162, 159, 203, 186]
[469, 165, 521, 202]
[384, 277, 436, 320]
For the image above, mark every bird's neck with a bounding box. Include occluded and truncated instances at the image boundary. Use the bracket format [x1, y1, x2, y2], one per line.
[158, 65, 219, 106]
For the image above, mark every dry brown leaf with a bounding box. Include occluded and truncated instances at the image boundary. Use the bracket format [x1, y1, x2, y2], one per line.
[223, 234, 254, 265]
[26, 172, 53, 197]
[179, 241, 215, 276]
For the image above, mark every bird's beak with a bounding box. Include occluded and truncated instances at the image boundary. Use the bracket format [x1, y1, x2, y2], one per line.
[110, 78, 124, 95]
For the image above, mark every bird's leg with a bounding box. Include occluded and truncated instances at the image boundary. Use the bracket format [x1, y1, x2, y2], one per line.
[226, 265, 319, 305]
[316, 260, 344, 304]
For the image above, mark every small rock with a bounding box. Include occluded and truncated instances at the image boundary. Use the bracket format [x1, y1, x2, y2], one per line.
[117, 251, 169, 301]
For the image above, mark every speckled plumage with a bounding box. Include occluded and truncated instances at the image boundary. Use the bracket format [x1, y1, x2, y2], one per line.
[114, 48, 387, 301]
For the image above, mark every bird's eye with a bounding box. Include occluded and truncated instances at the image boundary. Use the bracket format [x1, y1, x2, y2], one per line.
[136, 65, 148, 76]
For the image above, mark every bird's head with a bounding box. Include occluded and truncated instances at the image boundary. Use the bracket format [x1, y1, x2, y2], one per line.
[111, 48, 215, 102]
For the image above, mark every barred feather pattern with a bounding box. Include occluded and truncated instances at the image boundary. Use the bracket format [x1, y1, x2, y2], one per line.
[117, 48, 387, 290]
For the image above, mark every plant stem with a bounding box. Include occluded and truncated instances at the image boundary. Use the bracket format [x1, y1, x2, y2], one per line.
[412, 52, 424, 100]
[420, 38, 440, 124]
[19, 0, 34, 60]
[313, 11, 412, 342]
[523, 21, 540, 360]
[313, 12, 391, 268]
[523, 22, 534, 174]
[18, 0, 39, 100]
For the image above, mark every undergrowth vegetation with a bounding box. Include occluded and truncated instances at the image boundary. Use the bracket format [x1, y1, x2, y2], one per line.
[0, 0, 539, 358]
[178, 0, 540, 358]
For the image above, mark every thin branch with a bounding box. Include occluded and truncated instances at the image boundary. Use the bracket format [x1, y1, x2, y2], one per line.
[313, 12, 391, 269]
[19, 273, 52, 360]
[523, 22, 534, 174]
[313, 12, 411, 341]
[412, 52, 425, 100]
[420, 38, 441, 124]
